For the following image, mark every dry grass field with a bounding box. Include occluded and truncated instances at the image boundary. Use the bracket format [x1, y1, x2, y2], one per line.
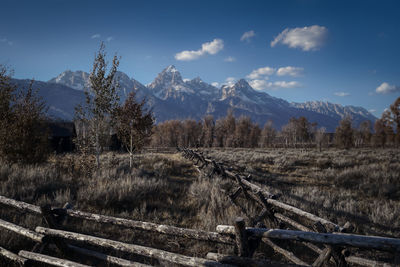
[0, 147, 399, 265]
[201, 147, 400, 238]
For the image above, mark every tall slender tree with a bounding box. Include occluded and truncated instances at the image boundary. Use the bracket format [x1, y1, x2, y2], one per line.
[114, 92, 154, 168]
[315, 127, 327, 152]
[201, 115, 215, 147]
[260, 120, 276, 147]
[334, 116, 354, 149]
[389, 97, 400, 146]
[75, 43, 120, 168]
[0, 65, 15, 158]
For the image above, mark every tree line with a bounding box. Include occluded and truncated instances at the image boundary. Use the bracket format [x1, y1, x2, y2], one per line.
[151, 98, 400, 150]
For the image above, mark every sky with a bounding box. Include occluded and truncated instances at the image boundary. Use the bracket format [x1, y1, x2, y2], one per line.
[0, 0, 399, 117]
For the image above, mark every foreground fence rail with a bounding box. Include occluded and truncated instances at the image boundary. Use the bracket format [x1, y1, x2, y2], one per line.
[0, 194, 238, 266]
[179, 147, 400, 267]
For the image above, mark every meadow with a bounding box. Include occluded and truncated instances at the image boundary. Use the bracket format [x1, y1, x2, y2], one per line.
[0, 147, 399, 265]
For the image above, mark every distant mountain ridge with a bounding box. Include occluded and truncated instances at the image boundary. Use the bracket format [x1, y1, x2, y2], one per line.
[291, 101, 377, 127]
[12, 65, 377, 131]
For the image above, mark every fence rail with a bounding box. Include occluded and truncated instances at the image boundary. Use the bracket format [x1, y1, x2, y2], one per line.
[179, 147, 400, 266]
[0, 196, 234, 266]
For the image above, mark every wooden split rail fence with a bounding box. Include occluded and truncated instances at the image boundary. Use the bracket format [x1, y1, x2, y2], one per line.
[179, 147, 400, 267]
[0, 195, 301, 267]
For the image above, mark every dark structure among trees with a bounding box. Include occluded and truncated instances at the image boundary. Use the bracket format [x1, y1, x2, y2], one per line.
[47, 122, 76, 153]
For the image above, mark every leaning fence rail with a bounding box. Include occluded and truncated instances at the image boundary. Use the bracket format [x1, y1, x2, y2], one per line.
[179, 147, 400, 266]
[0, 195, 234, 245]
[0, 197, 232, 266]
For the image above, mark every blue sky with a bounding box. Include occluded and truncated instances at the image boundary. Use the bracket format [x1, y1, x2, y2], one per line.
[1, 0, 399, 117]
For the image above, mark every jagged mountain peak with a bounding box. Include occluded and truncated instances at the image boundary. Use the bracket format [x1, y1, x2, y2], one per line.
[221, 79, 258, 100]
[191, 76, 203, 83]
[42, 66, 376, 131]
[236, 78, 251, 88]
[163, 65, 178, 73]
[148, 65, 184, 90]
[48, 70, 90, 91]
[147, 65, 195, 99]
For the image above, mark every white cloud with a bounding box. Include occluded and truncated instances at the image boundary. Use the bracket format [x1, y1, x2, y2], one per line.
[183, 78, 190, 82]
[211, 82, 220, 87]
[334, 92, 350, 97]
[0, 38, 13, 46]
[240, 30, 255, 42]
[271, 25, 328, 51]
[248, 79, 270, 90]
[202, 39, 224, 54]
[175, 39, 224, 61]
[249, 80, 301, 90]
[91, 34, 101, 39]
[376, 82, 400, 94]
[369, 109, 376, 113]
[272, 81, 301, 89]
[224, 56, 236, 62]
[225, 77, 237, 86]
[276, 66, 304, 77]
[246, 66, 275, 79]
[175, 50, 203, 61]
[106, 36, 114, 42]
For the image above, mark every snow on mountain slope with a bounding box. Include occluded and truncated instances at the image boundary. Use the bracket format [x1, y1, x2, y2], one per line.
[291, 101, 376, 126]
[48, 70, 89, 91]
[37, 66, 377, 130]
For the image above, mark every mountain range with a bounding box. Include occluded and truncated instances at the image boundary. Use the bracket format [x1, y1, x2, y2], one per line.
[13, 65, 376, 131]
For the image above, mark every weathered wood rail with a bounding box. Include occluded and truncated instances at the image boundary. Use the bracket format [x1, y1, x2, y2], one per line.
[179, 147, 400, 267]
[216, 225, 400, 252]
[0, 195, 234, 245]
[35, 226, 229, 267]
[0, 194, 237, 266]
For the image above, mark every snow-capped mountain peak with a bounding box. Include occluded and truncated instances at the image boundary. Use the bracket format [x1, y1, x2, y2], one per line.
[164, 65, 178, 73]
[44, 66, 376, 131]
[221, 79, 257, 100]
[48, 70, 90, 91]
[147, 65, 195, 99]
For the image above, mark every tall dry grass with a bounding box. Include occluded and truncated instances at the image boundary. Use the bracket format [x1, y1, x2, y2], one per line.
[201, 147, 400, 237]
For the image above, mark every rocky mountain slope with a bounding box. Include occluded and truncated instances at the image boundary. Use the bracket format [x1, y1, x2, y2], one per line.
[12, 65, 376, 131]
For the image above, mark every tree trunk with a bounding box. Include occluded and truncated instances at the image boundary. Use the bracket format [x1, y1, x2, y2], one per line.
[95, 130, 100, 168]
[129, 135, 133, 168]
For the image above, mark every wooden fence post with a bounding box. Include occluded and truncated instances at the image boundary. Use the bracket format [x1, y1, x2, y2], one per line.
[234, 217, 249, 257]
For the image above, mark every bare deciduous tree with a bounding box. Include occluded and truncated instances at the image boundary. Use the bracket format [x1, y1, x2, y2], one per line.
[114, 92, 154, 168]
[390, 97, 400, 146]
[334, 116, 354, 149]
[201, 115, 215, 148]
[373, 118, 386, 148]
[0, 65, 15, 159]
[260, 120, 276, 148]
[0, 65, 49, 163]
[315, 127, 327, 152]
